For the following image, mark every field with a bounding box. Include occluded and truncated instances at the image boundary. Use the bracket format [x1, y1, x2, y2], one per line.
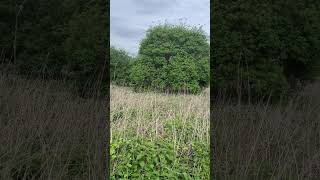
[0, 72, 107, 179]
[2, 69, 319, 179]
[213, 81, 320, 179]
[110, 85, 210, 179]
[110, 81, 320, 179]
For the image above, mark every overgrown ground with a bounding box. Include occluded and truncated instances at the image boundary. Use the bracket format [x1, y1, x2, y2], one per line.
[0, 71, 107, 179]
[213, 81, 320, 179]
[110, 85, 210, 179]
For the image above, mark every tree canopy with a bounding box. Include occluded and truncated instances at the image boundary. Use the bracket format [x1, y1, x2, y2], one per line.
[130, 24, 210, 93]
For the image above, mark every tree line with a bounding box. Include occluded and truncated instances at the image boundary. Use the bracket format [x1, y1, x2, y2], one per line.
[0, 0, 108, 97]
[1, 0, 319, 99]
[212, 0, 320, 100]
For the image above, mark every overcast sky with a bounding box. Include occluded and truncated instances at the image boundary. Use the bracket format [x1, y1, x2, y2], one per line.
[110, 0, 210, 55]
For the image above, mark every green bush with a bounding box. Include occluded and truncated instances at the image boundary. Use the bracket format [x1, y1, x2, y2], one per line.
[130, 24, 209, 93]
[110, 47, 133, 85]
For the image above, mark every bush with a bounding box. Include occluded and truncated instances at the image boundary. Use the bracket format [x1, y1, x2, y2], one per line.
[130, 24, 209, 93]
[110, 47, 132, 85]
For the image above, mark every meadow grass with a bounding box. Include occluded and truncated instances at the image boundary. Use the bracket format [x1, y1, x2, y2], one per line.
[2, 67, 318, 179]
[110, 85, 210, 179]
[0, 72, 107, 179]
[213, 81, 320, 179]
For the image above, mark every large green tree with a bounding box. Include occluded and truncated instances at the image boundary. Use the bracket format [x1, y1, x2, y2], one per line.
[130, 24, 209, 93]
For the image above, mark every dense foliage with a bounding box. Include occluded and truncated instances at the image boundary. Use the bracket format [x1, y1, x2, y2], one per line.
[111, 116, 209, 179]
[0, 0, 108, 96]
[212, 0, 320, 99]
[111, 137, 209, 179]
[130, 24, 210, 93]
[110, 46, 132, 85]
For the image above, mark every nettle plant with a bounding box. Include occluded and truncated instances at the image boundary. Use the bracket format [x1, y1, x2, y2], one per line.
[110, 136, 209, 179]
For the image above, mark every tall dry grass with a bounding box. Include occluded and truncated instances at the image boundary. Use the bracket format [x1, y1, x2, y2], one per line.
[0, 72, 107, 179]
[212, 81, 320, 179]
[110, 84, 210, 146]
[110, 85, 210, 178]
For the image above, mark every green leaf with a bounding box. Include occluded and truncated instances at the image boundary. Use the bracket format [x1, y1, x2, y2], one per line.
[136, 154, 144, 160]
[139, 161, 145, 167]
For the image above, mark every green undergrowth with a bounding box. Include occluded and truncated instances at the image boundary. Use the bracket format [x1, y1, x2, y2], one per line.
[110, 134, 209, 179]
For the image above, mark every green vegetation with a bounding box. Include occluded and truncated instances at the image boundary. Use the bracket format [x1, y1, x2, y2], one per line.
[111, 137, 208, 179]
[2, 0, 320, 179]
[1, 1, 109, 179]
[111, 24, 210, 93]
[0, 0, 108, 96]
[210, 1, 320, 179]
[110, 24, 210, 179]
[110, 85, 209, 179]
[212, 0, 320, 99]
[110, 47, 133, 86]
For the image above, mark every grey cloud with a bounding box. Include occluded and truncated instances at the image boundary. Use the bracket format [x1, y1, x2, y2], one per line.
[132, 0, 177, 12]
[111, 22, 143, 40]
[113, 27, 143, 39]
[132, 0, 173, 7]
[111, 0, 209, 55]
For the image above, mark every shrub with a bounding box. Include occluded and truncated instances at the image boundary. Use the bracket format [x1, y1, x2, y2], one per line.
[110, 47, 132, 85]
[130, 24, 209, 93]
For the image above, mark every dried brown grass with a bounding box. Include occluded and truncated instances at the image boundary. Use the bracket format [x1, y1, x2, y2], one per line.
[212, 81, 320, 179]
[110, 84, 210, 147]
[0, 72, 107, 179]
